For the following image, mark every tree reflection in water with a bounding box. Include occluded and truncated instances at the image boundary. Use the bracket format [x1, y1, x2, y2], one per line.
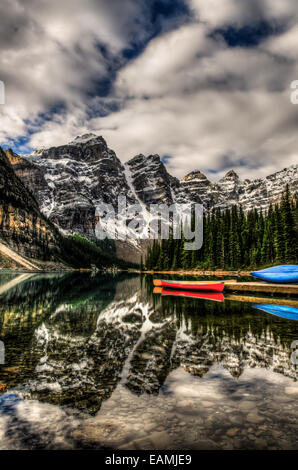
[0, 273, 297, 450]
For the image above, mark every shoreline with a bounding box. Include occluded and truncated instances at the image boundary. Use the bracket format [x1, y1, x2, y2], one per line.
[135, 269, 252, 277]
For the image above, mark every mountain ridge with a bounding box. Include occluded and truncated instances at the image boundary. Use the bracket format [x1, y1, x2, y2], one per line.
[4, 134, 298, 263]
[0, 147, 61, 266]
[0, 145, 135, 269]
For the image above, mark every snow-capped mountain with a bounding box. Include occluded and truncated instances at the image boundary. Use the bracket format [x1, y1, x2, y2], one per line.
[181, 166, 298, 211]
[0, 147, 61, 264]
[12, 135, 137, 236]
[6, 134, 297, 260]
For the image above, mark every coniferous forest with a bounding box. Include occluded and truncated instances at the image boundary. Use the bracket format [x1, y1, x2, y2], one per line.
[144, 186, 298, 271]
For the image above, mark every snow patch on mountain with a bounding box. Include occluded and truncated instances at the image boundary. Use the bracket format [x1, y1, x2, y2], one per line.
[9, 134, 298, 263]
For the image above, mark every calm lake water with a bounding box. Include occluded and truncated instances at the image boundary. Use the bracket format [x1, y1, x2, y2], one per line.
[0, 272, 297, 450]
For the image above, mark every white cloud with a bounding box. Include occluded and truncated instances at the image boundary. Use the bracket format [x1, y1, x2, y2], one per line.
[263, 24, 298, 60]
[0, 0, 148, 143]
[187, 0, 298, 28]
[115, 24, 217, 97]
[90, 20, 298, 180]
[1, 0, 298, 182]
[92, 88, 298, 181]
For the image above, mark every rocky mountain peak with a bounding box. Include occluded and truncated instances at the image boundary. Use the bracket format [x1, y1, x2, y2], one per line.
[69, 133, 105, 146]
[0, 146, 60, 262]
[127, 153, 162, 168]
[125, 153, 176, 206]
[179, 170, 211, 206]
[14, 136, 135, 237]
[5, 148, 21, 165]
[6, 135, 298, 263]
[181, 170, 209, 183]
[220, 169, 240, 181]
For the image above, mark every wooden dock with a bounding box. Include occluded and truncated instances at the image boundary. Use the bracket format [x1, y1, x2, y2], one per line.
[224, 282, 298, 296]
[225, 294, 298, 307]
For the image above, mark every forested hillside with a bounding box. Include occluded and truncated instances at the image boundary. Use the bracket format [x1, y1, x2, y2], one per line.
[145, 186, 298, 271]
[0, 147, 132, 270]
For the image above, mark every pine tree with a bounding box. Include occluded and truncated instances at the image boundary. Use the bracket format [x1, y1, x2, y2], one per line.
[282, 184, 297, 262]
[144, 194, 298, 271]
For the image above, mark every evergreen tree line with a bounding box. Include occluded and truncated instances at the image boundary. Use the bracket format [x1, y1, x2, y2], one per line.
[144, 186, 298, 271]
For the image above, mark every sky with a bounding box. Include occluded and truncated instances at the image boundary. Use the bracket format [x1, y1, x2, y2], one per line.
[0, 0, 298, 181]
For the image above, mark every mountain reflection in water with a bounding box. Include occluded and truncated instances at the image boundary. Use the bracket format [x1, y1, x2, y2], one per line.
[0, 273, 297, 450]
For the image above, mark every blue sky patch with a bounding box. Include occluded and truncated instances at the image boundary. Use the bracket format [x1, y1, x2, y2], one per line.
[212, 21, 285, 48]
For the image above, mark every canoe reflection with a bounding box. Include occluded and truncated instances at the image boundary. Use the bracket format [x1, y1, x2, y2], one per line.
[253, 303, 298, 320]
[154, 287, 225, 302]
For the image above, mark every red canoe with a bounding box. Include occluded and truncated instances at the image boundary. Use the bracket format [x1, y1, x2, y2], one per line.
[153, 279, 226, 292]
[158, 288, 224, 302]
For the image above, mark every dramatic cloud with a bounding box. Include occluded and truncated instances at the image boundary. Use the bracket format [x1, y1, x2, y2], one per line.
[91, 13, 298, 179]
[0, 0, 298, 180]
[0, 0, 155, 141]
[187, 0, 298, 28]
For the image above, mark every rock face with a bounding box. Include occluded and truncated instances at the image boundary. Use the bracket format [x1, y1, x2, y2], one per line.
[0, 147, 60, 261]
[181, 170, 215, 207]
[6, 134, 297, 261]
[5, 148, 48, 201]
[181, 166, 298, 211]
[125, 154, 180, 207]
[20, 134, 137, 237]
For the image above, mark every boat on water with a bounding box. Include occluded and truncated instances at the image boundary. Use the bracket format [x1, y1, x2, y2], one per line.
[153, 279, 237, 292]
[154, 287, 224, 302]
[251, 265, 298, 284]
[253, 303, 298, 320]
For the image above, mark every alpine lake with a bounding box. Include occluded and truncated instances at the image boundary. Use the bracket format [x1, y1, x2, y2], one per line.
[0, 272, 297, 450]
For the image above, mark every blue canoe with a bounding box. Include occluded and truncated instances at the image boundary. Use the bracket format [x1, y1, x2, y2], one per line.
[253, 304, 298, 320]
[251, 265, 298, 284]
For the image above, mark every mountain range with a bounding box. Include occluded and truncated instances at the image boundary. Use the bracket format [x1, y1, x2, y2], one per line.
[1, 133, 297, 266]
[0, 147, 62, 269]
